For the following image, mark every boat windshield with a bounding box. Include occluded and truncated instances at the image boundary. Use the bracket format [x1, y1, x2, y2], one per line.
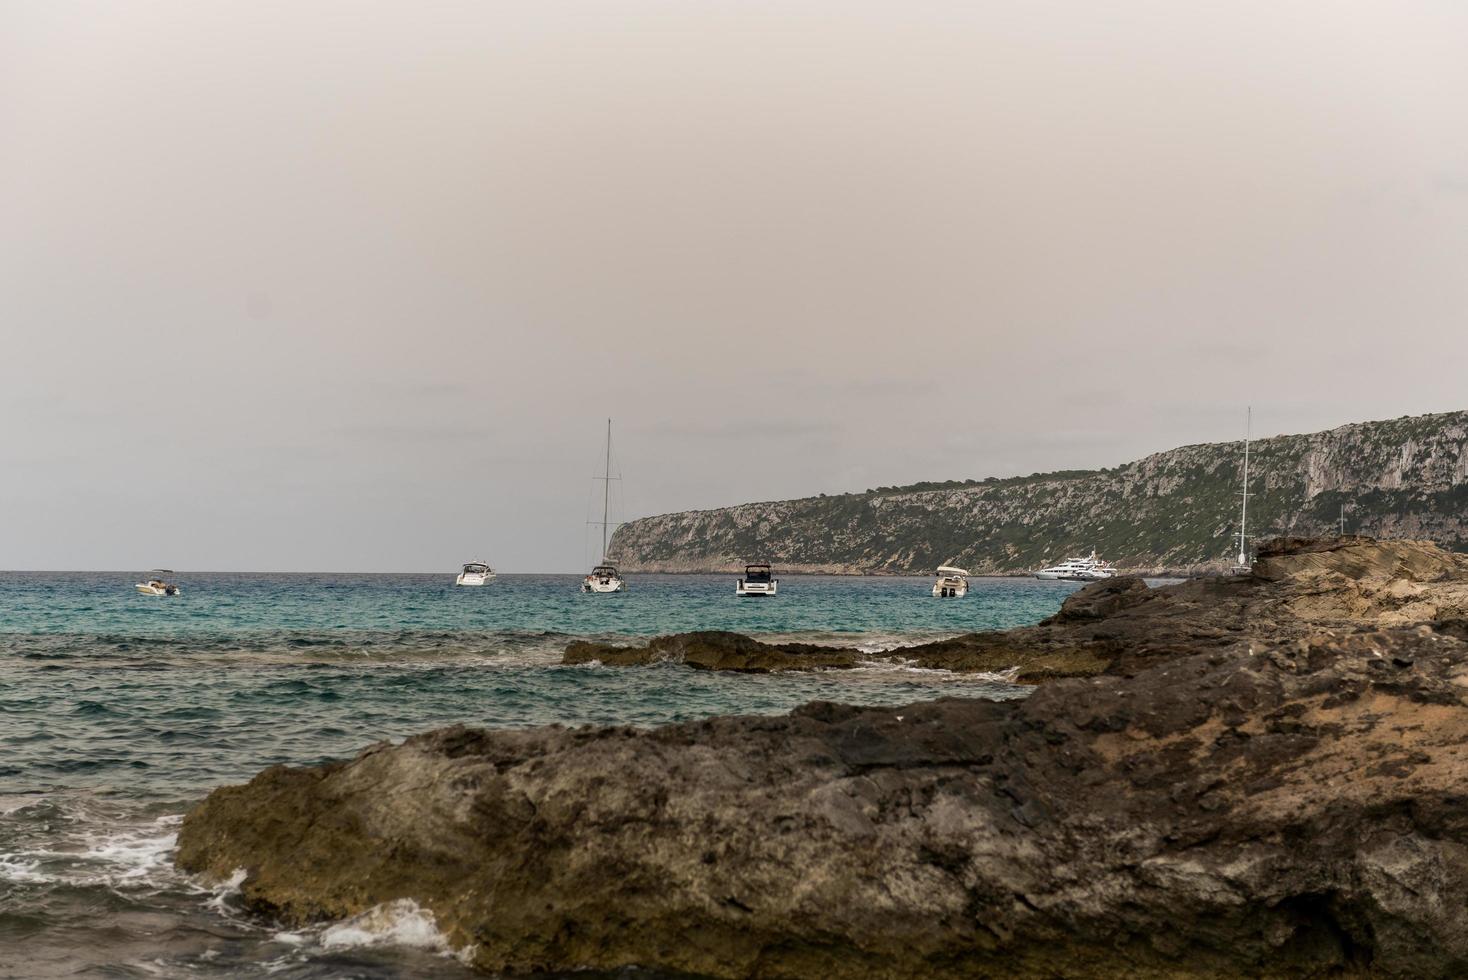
[744, 565, 772, 582]
[591, 565, 618, 576]
[463, 564, 489, 574]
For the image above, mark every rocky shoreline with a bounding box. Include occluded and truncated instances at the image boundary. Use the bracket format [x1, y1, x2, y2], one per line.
[177, 537, 1468, 977]
[568, 536, 1468, 682]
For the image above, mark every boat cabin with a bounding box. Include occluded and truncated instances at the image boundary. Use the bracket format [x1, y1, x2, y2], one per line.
[462, 562, 490, 575]
[743, 563, 772, 583]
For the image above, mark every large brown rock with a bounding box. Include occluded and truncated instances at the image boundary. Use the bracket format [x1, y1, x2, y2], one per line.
[178, 626, 1468, 977]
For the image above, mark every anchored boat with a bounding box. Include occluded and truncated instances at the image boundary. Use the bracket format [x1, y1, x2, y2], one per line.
[932, 566, 969, 598]
[582, 419, 626, 594]
[1033, 552, 1117, 582]
[583, 564, 625, 594]
[135, 571, 180, 596]
[735, 563, 778, 597]
[456, 562, 495, 586]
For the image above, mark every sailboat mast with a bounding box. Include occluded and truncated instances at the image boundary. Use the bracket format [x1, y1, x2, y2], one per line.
[1237, 406, 1251, 567]
[602, 418, 612, 560]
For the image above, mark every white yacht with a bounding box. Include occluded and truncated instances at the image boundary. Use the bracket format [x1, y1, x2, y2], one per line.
[583, 563, 626, 594]
[1033, 552, 1117, 581]
[582, 419, 626, 594]
[735, 562, 778, 597]
[932, 566, 969, 598]
[455, 561, 495, 586]
[135, 571, 179, 596]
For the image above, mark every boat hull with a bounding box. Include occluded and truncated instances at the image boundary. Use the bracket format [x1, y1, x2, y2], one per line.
[455, 573, 495, 586]
[735, 581, 778, 597]
[932, 579, 968, 597]
[583, 578, 625, 593]
[135, 583, 179, 596]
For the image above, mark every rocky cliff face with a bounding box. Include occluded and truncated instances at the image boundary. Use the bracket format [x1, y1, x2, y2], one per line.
[609, 411, 1468, 574]
[178, 540, 1468, 977]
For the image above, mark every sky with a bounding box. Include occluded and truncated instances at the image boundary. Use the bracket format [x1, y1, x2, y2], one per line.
[3, 1, 1467, 572]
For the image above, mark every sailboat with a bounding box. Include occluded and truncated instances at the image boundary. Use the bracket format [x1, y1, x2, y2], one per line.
[582, 419, 626, 594]
[1232, 407, 1254, 575]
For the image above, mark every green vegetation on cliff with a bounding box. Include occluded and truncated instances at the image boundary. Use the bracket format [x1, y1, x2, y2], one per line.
[610, 411, 1468, 574]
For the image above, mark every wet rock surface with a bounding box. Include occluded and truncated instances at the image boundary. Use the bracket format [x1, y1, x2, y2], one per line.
[565, 537, 1468, 681]
[180, 625, 1468, 977]
[176, 537, 1468, 977]
[563, 630, 861, 672]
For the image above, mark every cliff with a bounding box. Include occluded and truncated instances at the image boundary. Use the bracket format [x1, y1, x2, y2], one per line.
[609, 410, 1468, 574]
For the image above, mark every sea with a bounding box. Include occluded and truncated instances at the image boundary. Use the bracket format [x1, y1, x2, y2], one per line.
[0, 571, 1081, 978]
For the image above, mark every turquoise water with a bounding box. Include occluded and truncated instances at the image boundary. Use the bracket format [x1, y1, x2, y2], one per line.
[0, 572, 1076, 978]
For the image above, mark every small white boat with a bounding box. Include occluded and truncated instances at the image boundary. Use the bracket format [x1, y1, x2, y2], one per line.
[583, 564, 625, 593]
[735, 563, 778, 597]
[135, 573, 179, 596]
[932, 566, 969, 598]
[455, 561, 495, 586]
[1034, 552, 1117, 582]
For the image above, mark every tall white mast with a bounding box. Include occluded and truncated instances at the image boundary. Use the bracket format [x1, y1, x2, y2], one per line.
[1237, 406, 1251, 567]
[601, 418, 612, 560]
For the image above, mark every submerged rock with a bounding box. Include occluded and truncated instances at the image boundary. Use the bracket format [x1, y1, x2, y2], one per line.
[564, 537, 1468, 680]
[179, 625, 1468, 977]
[563, 630, 860, 671]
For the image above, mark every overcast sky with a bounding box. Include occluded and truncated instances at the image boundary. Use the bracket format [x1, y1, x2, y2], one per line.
[3, 1, 1467, 571]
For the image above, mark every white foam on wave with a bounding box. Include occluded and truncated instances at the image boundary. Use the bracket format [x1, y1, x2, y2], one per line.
[78, 815, 181, 882]
[0, 852, 45, 882]
[845, 658, 1027, 686]
[313, 899, 475, 961]
[204, 867, 247, 913]
[0, 810, 183, 890]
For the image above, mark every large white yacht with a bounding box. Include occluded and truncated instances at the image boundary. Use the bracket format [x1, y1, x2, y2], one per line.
[932, 566, 969, 598]
[455, 562, 495, 586]
[582, 419, 626, 594]
[735, 563, 778, 597]
[1033, 552, 1117, 581]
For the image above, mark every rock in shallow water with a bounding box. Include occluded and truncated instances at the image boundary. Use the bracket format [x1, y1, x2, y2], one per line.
[179, 623, 1468, 977]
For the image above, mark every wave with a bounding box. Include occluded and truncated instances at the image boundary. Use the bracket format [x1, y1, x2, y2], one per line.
[0, 798, 183, 894]
[0, 628, 580, 667]
[0, 626, 982, 671]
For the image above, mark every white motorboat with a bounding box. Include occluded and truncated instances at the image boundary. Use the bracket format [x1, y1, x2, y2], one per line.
[583, 564, 625, 594]
[932, 565, 969, 598]
[455, 561, 495, 586]
[735, 562, 778, 597]
[1033, 552, 1117, 581]
[582, 419, 626, 594]
[135, 572, 179, 596]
